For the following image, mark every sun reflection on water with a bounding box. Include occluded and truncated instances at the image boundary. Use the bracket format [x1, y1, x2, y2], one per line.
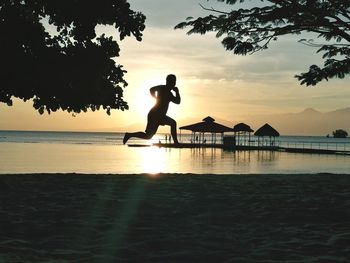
[141, 146, 167, 174]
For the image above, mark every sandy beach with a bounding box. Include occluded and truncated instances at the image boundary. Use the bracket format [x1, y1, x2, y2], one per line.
[1, 173, 350, 262]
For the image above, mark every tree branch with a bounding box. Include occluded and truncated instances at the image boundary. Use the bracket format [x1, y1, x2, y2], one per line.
[327, 14, 350, 30]
[250, 35, 275, 54]
[199, 4, 230, 15]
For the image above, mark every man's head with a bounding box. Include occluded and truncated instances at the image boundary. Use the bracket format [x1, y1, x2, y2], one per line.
[166, 74, 176, 87]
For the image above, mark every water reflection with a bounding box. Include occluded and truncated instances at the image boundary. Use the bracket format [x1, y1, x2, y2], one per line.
[1, 142, 349, 174]
[186, 149, 279, 174]
[140, 147, 167, 174]
[190, 148, 220, 160]
[190, 149, 276, 163]
[257, 150, 276, 162]
[232, 151, 251, 164]
[135, 148, 350, 174]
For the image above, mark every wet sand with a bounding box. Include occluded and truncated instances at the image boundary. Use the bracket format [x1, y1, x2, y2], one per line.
[1, 173, 350, 262]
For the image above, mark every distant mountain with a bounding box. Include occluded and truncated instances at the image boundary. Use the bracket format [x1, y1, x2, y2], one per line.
[117, 108, 349, 136]
[118, 115, 234, 134]
[300, 108, 322, 115]
[243, 108, 350, 136]
[327, 107, 350, 116]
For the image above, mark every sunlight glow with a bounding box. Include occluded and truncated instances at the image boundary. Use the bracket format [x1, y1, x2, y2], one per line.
[140, 146, 167, 174]
[131, 93, 154, 118]
[126, 74, 165, 118]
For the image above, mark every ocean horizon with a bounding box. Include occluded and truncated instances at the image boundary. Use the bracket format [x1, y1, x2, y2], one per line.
[1, 130, 349, 174]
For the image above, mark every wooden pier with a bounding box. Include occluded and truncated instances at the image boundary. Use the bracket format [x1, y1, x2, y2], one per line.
[280, 147, 350, 155]
[129, 142, 350, 155]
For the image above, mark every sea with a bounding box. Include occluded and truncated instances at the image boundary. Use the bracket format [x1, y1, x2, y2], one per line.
[0, 130, 349, 174]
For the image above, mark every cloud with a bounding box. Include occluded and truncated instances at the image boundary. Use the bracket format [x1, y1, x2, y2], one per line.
[129, 0, 231, 28]
[99, 6, 350, 123]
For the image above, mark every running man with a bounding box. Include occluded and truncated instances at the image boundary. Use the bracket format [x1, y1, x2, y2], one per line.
[123, 74, 181, 145]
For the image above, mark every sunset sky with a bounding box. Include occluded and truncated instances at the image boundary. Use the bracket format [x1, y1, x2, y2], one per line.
[0, 0, 349, 134]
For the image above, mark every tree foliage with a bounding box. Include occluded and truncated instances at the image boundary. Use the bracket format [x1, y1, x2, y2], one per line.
[0, 0, 145, 114]
[333, 129, 348, 138]
[175, 0, 350, 86]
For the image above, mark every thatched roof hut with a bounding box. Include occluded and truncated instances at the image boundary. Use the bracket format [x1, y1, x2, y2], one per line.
[180, 116, 232, 144]
[180, 116, 232, 133]
[254, 123, 280, 137]
[254, 123, 280, 146]
[233, 123, 254, 133]
[232, 123, 254, 146]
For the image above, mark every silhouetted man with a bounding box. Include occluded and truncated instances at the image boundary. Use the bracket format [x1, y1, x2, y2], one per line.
[123, 74, 181, 144]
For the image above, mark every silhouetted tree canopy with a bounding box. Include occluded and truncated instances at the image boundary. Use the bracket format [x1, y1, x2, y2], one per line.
[0, 0, 145, 114]
[333, 129, 348, 138]
[175, 0, 350, 86]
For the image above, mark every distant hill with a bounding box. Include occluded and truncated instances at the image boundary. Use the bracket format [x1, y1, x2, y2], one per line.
[115, 108, 350, 136]
[242, 108, 350, 136]
[117, 115, 234, 134]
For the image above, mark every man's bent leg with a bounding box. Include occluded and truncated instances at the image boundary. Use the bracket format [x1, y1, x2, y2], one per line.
[163, 116, 179, 144]
[123, 115, 159, 144]
[123, 131, 155, 144]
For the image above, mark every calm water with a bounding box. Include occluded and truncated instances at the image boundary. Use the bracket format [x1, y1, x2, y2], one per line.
[0, 130, 349, 174]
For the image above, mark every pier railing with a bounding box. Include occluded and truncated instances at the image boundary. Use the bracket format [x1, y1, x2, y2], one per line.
[277, 141, 350, 152]
[177, 134, 350, 153]
[233, 139, 350, 152]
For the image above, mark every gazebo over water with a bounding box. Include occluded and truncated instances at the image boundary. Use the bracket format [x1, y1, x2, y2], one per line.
[180, 116, 233, 144]
[233, 122, 254, 146]
[254, 123, 280, 146]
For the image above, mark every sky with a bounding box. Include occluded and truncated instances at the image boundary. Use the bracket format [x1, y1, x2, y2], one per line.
[0, 0, 349, 134]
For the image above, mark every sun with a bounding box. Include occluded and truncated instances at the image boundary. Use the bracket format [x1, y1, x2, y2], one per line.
[127, 74, 166, 117]
[130, 93, 154, 117]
